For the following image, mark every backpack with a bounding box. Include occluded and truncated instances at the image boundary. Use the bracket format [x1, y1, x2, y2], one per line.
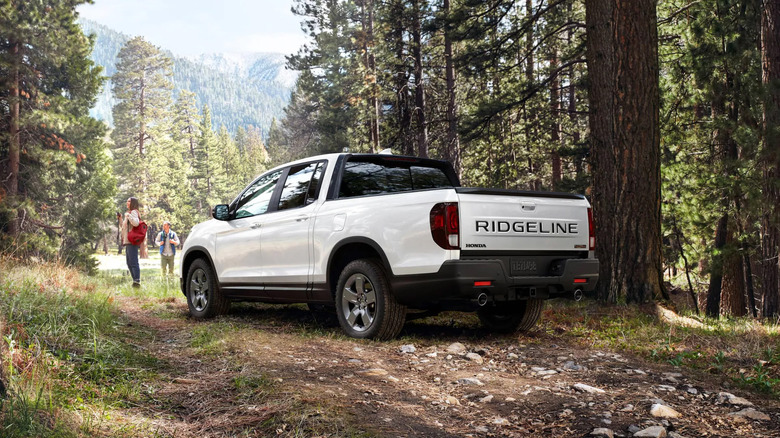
[127, 212, 147, 246]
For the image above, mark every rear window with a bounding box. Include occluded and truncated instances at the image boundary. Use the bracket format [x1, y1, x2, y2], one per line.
[339, 160, 453, 198]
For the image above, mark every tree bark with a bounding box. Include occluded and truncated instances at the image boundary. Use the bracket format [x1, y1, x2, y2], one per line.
[361, 0, 380, 153]
[6, 41, 21, 236]
[412, 0, 428, 158]
[443, 0, 460, 176]
[585, 0, 667, 303]
[761, 0, 780, 319]
[550, 48, 561, 190]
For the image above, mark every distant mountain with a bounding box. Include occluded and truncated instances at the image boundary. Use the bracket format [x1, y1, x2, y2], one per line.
[79, 19, 296, 136]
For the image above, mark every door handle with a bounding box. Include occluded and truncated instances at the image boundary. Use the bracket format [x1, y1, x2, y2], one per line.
[296, 215, 310, 222]
[521, 203, 536, 211]
[250, 223, 261, 229]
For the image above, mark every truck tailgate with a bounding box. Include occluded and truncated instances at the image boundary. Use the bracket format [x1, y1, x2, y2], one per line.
[456, 188, 591, 253]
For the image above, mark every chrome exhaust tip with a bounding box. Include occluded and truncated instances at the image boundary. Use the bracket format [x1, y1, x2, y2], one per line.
[573, 289, 583, 302]
[477, 293, 488, 306]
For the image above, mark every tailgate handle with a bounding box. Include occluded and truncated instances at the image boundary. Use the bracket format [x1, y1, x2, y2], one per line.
[521, 203, 536, 211]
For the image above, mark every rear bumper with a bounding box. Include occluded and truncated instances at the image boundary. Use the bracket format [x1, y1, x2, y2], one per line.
[391, 257, 599, 309]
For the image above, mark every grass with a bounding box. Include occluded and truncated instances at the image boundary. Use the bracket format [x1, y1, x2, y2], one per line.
[0, 256, 378, 437]
[0, 258, 167, 437]
[543, 299, 780, 397]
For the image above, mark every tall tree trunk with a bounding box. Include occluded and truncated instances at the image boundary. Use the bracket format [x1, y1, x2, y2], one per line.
[721, 226, 747, 317]
[443, 0, 460, 176]
[361, 0, 380, 153]
[524, 0, 540, 190]
[412, 0, 428, 158]
[761, 0, 780, 319]
[391, 0, 412, 156]
[6, 41, 21, 236]
[706, 213, 728, 317]
[568, 1, 583, 179]
[550, 48, 561, 190]
[585, 0, 667, 303]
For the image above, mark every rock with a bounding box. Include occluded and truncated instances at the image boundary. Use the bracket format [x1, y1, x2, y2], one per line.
[633, 426, 667, 438]
[457, 377, 484, 386]
[356, 368, 388, 377]
[400, 344, 416, 353]
[475, 425, 489, 433]
[620, 404, 635, 412]
[492, 417, 510, 426]
[650, 403, 681, 418]
[668, 433, 688, 438]
[508, 352, 519, 359]
[717, 392, 753, 406]
[563, 361, 585, 371]
[573, 383, 606, 394]
[686, 387, 698, 395]
[591, 427, 615, 438]
[479, 394, 494, 403]
[505, 397, 516, 402]
[426, 352, 438, 358]
[536, 369, 558, 376]
[445, 396, 460, 405]
[656, 384, 676, 392]
[628, 425, 641, 434]
[466, 352, 484, 364]
[447, 342, 467, 354]
[727, 408, 771, 421]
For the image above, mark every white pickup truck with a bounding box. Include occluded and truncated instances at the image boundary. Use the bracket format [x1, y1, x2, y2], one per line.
[179, 152, 598, 339]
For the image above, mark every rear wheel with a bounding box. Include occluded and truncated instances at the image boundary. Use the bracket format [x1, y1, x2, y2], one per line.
[186, 258, 230, 318]
[477, 299, 544, 333]
[335, 259, 406, 340]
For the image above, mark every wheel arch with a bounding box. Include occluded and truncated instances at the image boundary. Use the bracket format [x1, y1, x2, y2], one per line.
[327, 237, 391, 297]
[181, 246, 217, 292]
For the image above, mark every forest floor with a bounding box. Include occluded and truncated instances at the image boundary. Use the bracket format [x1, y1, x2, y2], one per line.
[2, 256, 780, 437]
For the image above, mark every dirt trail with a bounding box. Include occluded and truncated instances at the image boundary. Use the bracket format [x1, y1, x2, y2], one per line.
[114, 298, 780, 437]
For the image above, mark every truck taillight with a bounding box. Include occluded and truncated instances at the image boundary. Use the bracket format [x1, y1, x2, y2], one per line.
[430, 202, 460, 250]
[587, 207, 595, 251]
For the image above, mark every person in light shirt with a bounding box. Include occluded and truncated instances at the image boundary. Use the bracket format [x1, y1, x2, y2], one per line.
[154, 221, 180, 277]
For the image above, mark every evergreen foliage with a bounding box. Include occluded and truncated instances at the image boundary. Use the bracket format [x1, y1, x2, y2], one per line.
[0, 0, 115, 270]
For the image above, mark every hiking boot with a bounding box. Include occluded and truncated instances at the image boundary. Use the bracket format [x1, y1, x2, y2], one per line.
[132, 282, 141, 288]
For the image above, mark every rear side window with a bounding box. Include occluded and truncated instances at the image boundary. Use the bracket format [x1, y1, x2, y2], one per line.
[339, 160, 453, 198]
[277, 162, 324, 211]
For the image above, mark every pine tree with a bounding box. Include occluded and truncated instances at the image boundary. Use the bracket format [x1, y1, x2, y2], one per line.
[111, 36, 173, 206]
[0, 0, 114, 267]
[586, 0, 667, 303]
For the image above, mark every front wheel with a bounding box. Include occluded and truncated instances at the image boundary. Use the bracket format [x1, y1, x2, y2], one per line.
[186, 258, 230, 318]
[335, 259, 406, 340]
[477, 299, 544, 333]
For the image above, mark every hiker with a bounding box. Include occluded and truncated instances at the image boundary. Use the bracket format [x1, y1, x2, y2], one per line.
[155, 221, 180, 277]
[121, 197, 142, 288]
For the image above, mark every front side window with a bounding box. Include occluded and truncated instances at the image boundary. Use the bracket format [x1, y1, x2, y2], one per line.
[234, 170, 282, 219]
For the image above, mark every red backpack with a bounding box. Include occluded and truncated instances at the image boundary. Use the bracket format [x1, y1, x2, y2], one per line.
[127, 211, 147, 246]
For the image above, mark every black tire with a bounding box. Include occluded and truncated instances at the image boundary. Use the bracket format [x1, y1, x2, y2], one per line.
[335, 259, 406, 340]
[477, 299, 544, 333]
[186, 258, 230, 318]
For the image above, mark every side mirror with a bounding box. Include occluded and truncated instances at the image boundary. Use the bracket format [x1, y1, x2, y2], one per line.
[212, 204, 230, 221]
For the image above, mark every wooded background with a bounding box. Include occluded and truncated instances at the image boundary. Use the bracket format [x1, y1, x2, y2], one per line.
[1, 0, 779, 319]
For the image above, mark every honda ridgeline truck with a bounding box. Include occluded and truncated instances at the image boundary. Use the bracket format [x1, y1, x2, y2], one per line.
[179, 152, 598, 339]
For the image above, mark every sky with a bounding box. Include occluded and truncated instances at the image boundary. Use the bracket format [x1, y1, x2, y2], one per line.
[76, 0, 308, 57]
